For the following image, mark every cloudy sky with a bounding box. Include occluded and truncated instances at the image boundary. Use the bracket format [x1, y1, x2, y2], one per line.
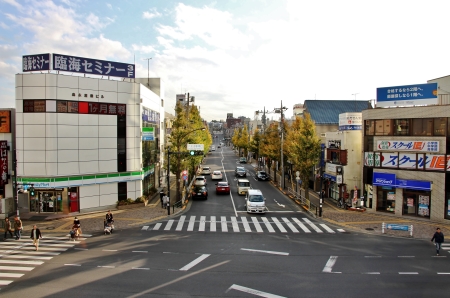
[1, 0, 450, 121]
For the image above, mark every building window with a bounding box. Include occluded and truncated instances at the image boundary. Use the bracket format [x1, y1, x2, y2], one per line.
[434, 118, 447, 136]
[402, 191, 430, 218]
[365, 120, 375, 136]
[375, 119, 393, 136]
[394, 119, 410, 136]
[377, 188, 395, 212]
[412, 118, 433, 136]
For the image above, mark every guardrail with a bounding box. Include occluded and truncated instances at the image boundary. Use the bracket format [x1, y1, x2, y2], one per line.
[287, 187, 318, 217]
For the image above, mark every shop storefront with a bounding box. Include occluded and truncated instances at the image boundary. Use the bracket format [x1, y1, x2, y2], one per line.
[323, 173, 338, 200]
[28, 186, 78, 214]
[373, 172, 431, 218]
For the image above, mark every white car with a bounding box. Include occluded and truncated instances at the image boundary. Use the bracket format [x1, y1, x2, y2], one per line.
[211, 170, 223, 180]
[201, 166, 211, 175]
[211, 146, 216, 151]
[194, 176, 207, 186]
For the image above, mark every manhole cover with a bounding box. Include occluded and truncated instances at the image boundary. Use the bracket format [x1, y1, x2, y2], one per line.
[46, 227, 55, 230]
[365, 228, 374, 231]
[29, 216, 47, 221]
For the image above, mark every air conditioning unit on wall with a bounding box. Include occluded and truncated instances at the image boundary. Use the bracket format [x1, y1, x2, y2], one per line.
[320, 133, 326, 137]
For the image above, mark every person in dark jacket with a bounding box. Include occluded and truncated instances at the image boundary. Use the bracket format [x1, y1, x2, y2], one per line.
[30, 225, 42, 251]
[106, 210, 114, 224]
[431, 227, 444, 256]
[3, 218, 13, 240]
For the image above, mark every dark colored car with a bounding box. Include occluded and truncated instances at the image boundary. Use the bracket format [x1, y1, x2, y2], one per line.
[256, 171, 270, 181]
[239, 157, 247, 163]
[235, 166, 247, 177]
[191, 185, 208, 200]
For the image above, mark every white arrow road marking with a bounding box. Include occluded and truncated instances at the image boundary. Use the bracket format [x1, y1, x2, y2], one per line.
[241, 248, 289, 256]
[273, 199, 285, 208]
[179, 254, 210, 271]
[322, 256, 341, 273]
[227, 284, 286, 298]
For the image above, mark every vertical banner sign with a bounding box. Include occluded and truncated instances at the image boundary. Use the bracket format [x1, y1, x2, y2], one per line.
[142, 127, 154, 141]
[0, 141, 8, 185]
[0, 110, 11, 133]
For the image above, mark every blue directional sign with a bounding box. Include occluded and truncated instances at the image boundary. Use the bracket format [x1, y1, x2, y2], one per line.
[376, 83, 438, 107]
[386, 224, 409, 231]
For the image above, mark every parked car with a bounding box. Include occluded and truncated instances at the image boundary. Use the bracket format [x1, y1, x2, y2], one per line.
[194, 176, 207, 186]
[191, 185, 208, 200]
[245, 189, 266, 213]
[239, 157, 247, 163]
[201, 166, 211, 175]
[215, 181, 230, 194]
[211, 170, 223, 180]
[235, 166, 247, 177]
[256, 171, 270, 181]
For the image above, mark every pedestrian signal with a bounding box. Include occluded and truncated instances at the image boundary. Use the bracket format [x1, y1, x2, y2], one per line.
[30, 187, 35, 196]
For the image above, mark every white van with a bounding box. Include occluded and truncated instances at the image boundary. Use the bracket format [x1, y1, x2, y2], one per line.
[245, 189, 266, 213]
[237, 178, 250, 195]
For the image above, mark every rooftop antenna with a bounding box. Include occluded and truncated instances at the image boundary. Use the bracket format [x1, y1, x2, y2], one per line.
[352, 93, 359, 112]
[143, 58, 152, 88]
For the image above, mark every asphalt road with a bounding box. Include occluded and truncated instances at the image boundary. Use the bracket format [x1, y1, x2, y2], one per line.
[1, 140, 450, 297]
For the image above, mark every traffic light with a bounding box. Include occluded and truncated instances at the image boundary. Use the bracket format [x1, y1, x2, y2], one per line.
[29, 187, 35, 196]
[190, 150, 203, 156]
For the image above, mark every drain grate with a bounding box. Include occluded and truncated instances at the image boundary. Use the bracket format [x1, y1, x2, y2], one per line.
[365, 228, 374, 231]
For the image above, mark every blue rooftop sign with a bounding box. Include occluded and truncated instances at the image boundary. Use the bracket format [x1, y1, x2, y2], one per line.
[376, 83, 438, 108]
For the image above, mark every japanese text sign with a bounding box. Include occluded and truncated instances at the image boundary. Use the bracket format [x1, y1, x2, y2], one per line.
[377, 140, 439, 152]
[53, 54, 135, 78]
[376, 83, 438, 107]
[22, 53, 51, 71]
[0, 141, 8, 186]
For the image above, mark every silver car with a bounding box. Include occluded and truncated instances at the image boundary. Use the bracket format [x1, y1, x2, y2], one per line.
[194, 176, 207, 186]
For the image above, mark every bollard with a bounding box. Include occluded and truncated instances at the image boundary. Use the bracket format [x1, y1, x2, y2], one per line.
[382, 222, 385, 234]
[410, 225, 413, 237]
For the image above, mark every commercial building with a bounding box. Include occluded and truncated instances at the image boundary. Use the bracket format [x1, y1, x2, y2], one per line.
[363, 80, 450, 221]
[15, 54, 164, 214]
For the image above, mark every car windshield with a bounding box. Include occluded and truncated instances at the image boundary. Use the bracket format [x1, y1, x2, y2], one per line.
[249, 195, 263, 202]
[259, 172, 266, 176]
[194, 186, 206, 191]
[217, 182, 228, 187]
[213, 171, 221, 175]
[203, 167, 210, 170]
[196, 177, 204, 180]
[238, 181, 250, 187]
[237, 168, 245, 172]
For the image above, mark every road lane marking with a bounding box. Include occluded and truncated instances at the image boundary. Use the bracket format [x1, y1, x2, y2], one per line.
[227, 284, 286, 298]
[187, 216, 196, 231]
[5, 255, 53, 260]
[132, 251, 148, 253]
[362, 272, 380, 274]
[0, 280, 13, 286]
[292, 218, 311, 233]
[272, 217, 287, 233]
[261, 217, 275, 233]
[153, 223, 162, 230]
[210, 216, 216, 232]
[65, 264, 81, 266]
[0, 266, 34, 271]
[179, 254, 211, 271]
[0, 260, 43, 265]
[365, 256, 382, 258]
[199, 216, 206, 232]
[241, 248, 289, 256]
[437, 272, 450, 274]
[164, 220, 174, 231]
[251, 217, 263, 233]
[102, 249, 118, 252]
[398, 256, 415, 258]
[132, 267, 150, 270]
[0, 273, 24, 278]
[322, 256, 341, 273]
[399, 272, 418, 274]
[221, 216, 228, 232]
[337, 229, 346, 233]
[320, 224, 335, 233]
[176, 216, 186, 231]
[231, 217, 240, 232]
[303, 218, 323, 233]
[241, 217, 252, 232]
[141, 226, 149, 230]
[98, 266, 115, 268]
[282, 217, 299, 233]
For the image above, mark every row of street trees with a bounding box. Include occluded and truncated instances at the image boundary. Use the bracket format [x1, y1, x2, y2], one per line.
[166, 101, 212, 202]
[232, 113, 321, 201]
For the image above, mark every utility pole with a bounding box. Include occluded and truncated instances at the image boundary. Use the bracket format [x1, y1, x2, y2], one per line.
[280, 100, 285, 190]
[167, 147, 171, 216]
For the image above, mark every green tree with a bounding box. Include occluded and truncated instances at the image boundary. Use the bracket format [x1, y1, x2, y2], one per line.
[249, 128, 262, 165]
[260, 122, 281, 181]
[237, 124, 250, 157]
[284, 113, 321, 201]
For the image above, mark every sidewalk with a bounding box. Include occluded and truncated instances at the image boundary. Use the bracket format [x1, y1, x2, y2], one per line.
[254, 161, 450, 240]
[1, 185, 187, 237]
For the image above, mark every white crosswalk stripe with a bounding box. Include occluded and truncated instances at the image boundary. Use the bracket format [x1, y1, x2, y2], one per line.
[145, 216, 340, 234]
[0, 235, 87, 290]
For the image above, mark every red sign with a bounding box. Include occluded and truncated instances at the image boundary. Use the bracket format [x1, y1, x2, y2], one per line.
[0, 141, 8, 186]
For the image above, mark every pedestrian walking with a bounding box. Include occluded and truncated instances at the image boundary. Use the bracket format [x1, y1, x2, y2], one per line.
[159, 190, 165, 208]
[3, 218, 13, 240]
[73, 217, 81, 239]
[431, 227, 444, 256]
[30, 225, 42, 251]
[13, 216, 23, 240]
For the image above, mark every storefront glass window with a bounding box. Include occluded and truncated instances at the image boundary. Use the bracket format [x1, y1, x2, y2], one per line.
[394, 119, 410, 136]
[434, 118, 447, 136]
[412, 118, 433, 136]
[375, 120, 393, 136]
[377, 188, 395, 212]
[403, 191, 430, 218]
[365, 120, 375, 136]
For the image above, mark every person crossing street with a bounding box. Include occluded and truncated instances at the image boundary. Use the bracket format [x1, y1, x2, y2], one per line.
[431, 227, 444, 256]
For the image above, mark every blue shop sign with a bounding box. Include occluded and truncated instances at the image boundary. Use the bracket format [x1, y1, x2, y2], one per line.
[323, 173, 336, 182]
[373, 172, 431, 191]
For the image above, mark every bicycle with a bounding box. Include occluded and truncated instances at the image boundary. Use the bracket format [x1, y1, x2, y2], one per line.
[336, 198, 348, 209]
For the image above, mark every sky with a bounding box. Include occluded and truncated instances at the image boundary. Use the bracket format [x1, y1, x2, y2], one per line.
[1, 0, 450, 122]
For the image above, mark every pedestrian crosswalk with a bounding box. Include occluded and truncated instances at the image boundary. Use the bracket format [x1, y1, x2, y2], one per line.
[141, 216, 344, 234]
[0, 235, 89, 288]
